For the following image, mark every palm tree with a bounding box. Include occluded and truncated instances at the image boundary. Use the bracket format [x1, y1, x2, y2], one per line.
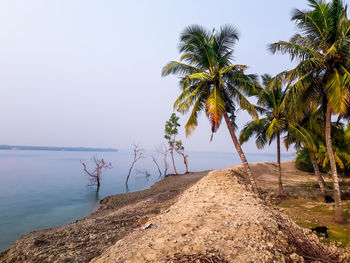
[162, 25, 259, 193]
[269, 0, 349, 223]
[239, 74, 290, 196]
[316, 122, 350, 172]
[284, 110, 327, 195]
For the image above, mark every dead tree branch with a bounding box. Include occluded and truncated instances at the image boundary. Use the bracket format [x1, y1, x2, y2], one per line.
[126, 143, 144, 185]
[156, 143, 169, 176]
[151, 155, 162, 176]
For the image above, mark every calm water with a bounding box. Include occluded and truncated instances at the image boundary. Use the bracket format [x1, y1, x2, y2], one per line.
[0, 149, 294, 251]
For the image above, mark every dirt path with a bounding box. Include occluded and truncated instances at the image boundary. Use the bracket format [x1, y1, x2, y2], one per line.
[0, 171, 208, 263]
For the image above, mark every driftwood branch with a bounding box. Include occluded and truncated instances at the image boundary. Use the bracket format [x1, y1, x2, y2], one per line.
[136, 169, 150, 177]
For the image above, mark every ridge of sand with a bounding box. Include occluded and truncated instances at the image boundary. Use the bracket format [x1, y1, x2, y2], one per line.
[92, 166, 349, 263]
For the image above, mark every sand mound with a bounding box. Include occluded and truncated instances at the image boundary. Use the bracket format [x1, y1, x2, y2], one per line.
[92, 167, 349, 263]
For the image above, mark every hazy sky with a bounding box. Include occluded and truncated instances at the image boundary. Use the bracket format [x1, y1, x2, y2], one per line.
[0, 0, 311, 153]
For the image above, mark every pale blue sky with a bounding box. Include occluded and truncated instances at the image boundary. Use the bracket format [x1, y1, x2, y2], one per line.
[0, 0, 310, 153]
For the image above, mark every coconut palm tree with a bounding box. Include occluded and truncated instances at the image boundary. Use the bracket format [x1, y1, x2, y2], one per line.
[162, 25, 259, 193]
[269, 0, 350, 223]
[239, 74, 292, 196]
[316, 122, 350, 172]
[284, 110, 327, 195]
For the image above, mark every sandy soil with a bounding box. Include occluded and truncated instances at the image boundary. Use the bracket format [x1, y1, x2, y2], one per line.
[91, 164, 349, 263]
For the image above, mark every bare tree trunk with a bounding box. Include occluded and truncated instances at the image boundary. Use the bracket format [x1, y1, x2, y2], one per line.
[97, 174, 100, 190]
[325, 104, 346, 223]
[309, 151, 326, 195]
[223, 112, 259, 194]
[151, 156, 162, 176]
[126, 161, 135, 185]
[156, 144, 169, 175]
[276, 132, 286, 196]
[164, 159, 168, 175]
[170, 149, 178, 174]
[182, 154, 189, 173]
[126, 143, 144, 185]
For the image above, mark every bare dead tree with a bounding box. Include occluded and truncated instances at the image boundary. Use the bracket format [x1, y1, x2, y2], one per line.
[126, 143, 144, 185]
[150, 155, 162, 176]
[156, 143, 169, 176]
[174, 140, 189, 174]
[80, 156, 112, 191]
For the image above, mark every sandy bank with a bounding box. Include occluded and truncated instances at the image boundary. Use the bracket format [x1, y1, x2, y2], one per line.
[1, 162, 349, 262]
[0, 171, 208, 263]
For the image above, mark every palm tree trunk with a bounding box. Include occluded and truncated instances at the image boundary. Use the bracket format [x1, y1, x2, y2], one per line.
[223, 112, 259, 194]
[325, 104, 346, 223]
[276, 132, 285, 196]
[309, 151, 326, 195]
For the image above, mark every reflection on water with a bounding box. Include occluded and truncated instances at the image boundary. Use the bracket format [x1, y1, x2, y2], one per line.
[0, 149, 293, 251]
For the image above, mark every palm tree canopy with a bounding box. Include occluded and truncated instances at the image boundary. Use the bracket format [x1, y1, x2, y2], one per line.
[269, 0, 350, 116]
[239, 74, 288, 148]
[162, 25, 259, 136]
[283, 109, 324, 152]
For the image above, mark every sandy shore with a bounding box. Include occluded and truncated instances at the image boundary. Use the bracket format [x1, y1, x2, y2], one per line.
[1, 162, 349, 262]
[0, 171, 208, 263]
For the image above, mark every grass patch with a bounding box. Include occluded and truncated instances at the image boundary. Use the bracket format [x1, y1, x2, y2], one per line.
[276, 197, 350, 247]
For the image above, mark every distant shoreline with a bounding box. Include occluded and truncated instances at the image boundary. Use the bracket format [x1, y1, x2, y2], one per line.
[0, 145, 118, 152]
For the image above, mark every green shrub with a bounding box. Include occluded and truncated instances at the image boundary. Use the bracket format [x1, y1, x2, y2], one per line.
[295, 148, 314, 172]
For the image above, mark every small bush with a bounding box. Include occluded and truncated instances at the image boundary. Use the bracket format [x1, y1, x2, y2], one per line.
[295, 148, 314, 172]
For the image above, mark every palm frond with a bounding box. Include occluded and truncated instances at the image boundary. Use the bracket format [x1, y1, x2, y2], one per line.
[205, 86, 226, 133]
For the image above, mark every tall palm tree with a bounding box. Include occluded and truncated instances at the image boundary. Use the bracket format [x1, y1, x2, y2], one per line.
[162, 25, 259, 193]
[284, 110, 327, 195]
[239, 74, 290, 196]
[269, 0, 350, 223]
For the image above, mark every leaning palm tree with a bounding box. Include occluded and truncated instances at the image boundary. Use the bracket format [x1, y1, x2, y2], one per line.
[269, 0, 349, 223]
[239, 74, 290, 197]
[162, 25, 259, 193]
[284, 110, 327, 195]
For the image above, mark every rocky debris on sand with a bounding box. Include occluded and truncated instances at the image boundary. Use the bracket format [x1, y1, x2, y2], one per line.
[91, 168, 349, 263]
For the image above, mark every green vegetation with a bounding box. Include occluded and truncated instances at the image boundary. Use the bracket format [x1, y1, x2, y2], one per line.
[296, 148, 314, 172]
[163, 0, 350, 236]
[164, 113, 189, 174]
[277, 198, 350, 246]
[269, 0, 350, 223]
[239, 74, 294, 197]
[165, 113, 181, 174]
[296, 123, 350, 175]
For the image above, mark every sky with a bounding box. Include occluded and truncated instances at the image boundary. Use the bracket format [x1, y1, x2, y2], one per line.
[0, 0, 312, 153]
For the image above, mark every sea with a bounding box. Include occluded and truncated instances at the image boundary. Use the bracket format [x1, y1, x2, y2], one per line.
[0, 149, 294, 251]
